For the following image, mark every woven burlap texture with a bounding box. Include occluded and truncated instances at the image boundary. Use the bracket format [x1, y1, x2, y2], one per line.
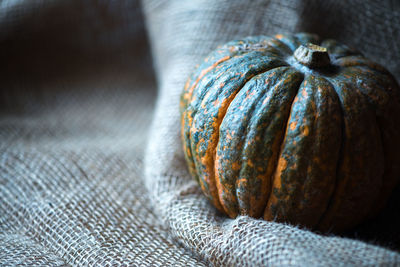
[0, 1, 205, 266]
[0, 0, 399, 266]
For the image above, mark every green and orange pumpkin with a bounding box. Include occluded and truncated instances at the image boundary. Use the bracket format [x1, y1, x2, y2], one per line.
[180, 33, 400, 232]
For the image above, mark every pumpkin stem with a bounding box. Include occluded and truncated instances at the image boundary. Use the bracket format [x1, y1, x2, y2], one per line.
[294, 43, 331, 68]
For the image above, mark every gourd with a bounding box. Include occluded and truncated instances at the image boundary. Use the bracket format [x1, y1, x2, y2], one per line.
[180, 33, 400, 232]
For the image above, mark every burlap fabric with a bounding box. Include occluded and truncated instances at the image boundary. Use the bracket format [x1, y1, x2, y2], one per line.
[0, 1, 205, 266]
[1, 0, 400, 266]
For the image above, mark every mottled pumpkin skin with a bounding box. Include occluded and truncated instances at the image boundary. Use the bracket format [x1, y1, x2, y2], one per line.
[180, 33, 400, 232]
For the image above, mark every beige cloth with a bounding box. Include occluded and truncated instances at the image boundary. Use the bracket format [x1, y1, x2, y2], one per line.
[1, 0, 399, 266]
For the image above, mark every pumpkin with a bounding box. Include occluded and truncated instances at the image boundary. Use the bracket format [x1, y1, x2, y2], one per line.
[180, 33, 400, 232]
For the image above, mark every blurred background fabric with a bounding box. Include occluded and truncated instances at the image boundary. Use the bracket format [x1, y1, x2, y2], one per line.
[0, 0, 399, 266]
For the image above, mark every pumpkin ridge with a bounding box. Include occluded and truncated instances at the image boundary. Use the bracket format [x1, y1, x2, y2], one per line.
[183, 38, 267, 105]
[183, 35, 289, 107]
[187, 51, 284, 125]
[237, 68, 298, 217]
[335, 56, 391, 75]
[314, 78, 348, 231]
[274, 34, 300, 52]
[335, 67, 400, 217]
[182, 50, 272, 188]
[288, 76, 319, 224]
[210, 73, 264, 216]
[264, 75, 345, 227]
[189, 53, 289, 214]
[230, 76, 271, 215]
[317, 79, 384, 232]
[214, 79, 265, 216]
[183, 42, 266, 110]
[263, 96, 295, 221]
[181, 55, 234, 183]
[317, 78, 344, 229]
[185, 45, 290, 137]
[270, 37, 294, 54]
[263, 38, 293, 56]
[186, 56, 231, 105]
[353, 66, 400, 215]
[215, 67, 303, 217]
[262, 73, 306, 220]
[182, 39, 277, 129]
[297, 79, 319, 224]
[212, 66, 293, 217]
